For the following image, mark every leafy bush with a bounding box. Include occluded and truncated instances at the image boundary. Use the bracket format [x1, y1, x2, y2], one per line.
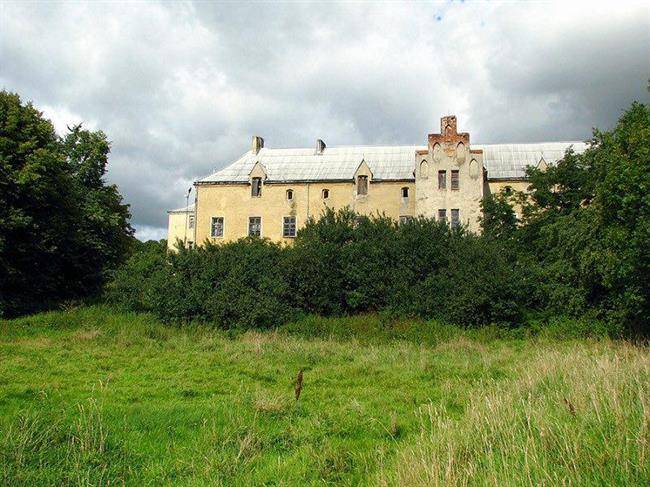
[108, 211, 529, 328]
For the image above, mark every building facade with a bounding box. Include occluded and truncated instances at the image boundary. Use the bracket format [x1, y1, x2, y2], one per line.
[167, 116, 586, 249]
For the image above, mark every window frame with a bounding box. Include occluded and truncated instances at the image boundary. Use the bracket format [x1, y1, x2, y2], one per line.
[282, 216, 297, 238]
[322, 188, 329, 199]
[210, 216, 224, 238]
[188, 214, 195, 229]
[401, 187, 409, 198]
[248, 216, 262, 237]
[451, 209, 460, 229]
[451, 170, 460, 190]
[286, 189, 294, 201]
[438, 170, 447, 190]
[438, 209, 447, 224]
[251, 177, 262, 197]
[357, 175, 368, 195]
[399, 215, 413, 225]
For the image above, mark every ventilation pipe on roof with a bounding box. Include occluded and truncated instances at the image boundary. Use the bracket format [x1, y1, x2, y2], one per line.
[252, 136, 264, 155]
[316, 139, 326, 154]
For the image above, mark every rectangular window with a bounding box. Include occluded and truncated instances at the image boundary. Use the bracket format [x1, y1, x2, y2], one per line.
[248, 217, 261, 237]
[188, 214, 195, 229]
[251, 177, 262, 197]
[451, 209, 460, 229]
[401, 187, 409, 198]
[283, 216, 296, 238]
[357, 175, 368, 195]
[451, 170, 459, 190]
[438, 209, 447, 224]
[210, 216, 224, 238]
[399, 215, 413, 225]
[438, 170, 447, 189]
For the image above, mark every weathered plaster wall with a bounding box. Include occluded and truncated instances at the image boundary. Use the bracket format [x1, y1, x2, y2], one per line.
[167, 211, 194, 250]
[194, 179, 416, 244]
[414, 115, 484, 232]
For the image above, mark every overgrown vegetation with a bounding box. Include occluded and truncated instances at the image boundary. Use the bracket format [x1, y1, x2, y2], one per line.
[106, 103, 648, 334]
[0, 307, 646, 485]
[0, 91, 133, 317]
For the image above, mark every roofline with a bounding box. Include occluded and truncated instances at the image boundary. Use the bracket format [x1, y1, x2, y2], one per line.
[195, 177, 417, 185]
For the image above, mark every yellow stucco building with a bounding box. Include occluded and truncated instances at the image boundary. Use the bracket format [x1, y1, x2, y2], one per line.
[168, 115, 586, 249]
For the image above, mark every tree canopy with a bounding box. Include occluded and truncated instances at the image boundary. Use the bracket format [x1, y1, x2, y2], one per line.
[0, 91, 133, 317]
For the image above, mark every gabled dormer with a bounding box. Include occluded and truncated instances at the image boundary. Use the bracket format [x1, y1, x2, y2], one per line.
[354, 159, 373, 197]
[249, 161, 267, 197]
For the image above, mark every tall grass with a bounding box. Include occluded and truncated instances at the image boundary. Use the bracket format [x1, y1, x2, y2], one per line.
[380, 342, 649, 486]
[1, 306, 646, 485]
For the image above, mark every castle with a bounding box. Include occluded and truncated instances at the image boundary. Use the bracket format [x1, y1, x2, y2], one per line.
[167, 116, 586, 248]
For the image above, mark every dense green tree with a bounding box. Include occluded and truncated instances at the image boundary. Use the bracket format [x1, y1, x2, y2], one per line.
[480, 189, 519, 240]
[0, 91, 133, 316]
[520, 102, 649, 331]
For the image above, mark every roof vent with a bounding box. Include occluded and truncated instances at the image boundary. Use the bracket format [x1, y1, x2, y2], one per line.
[316, 139, 326, 155]
[252, 135, 264, 155]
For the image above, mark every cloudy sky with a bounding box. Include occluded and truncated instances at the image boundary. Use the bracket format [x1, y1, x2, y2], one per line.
[1, 1, 648, 240]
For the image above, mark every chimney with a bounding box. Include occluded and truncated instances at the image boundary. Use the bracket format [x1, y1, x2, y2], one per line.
[252, 135, 264, 155]
[316, 139, 326, 154]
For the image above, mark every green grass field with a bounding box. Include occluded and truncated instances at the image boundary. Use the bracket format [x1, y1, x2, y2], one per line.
[0, 307, 647, 486]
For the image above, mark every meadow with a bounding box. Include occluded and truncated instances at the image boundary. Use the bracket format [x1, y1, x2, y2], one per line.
[0, 307, 647, 486]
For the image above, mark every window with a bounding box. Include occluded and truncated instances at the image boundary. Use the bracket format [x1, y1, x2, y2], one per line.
[187, 241, 194, 249]
[322, 188, 329, 199]
[188, 214, 195, 229]
[357, 175, 368, 195]
[451, 170, 459, 190]
[451, 209, 460, 229]
[399, 215, 413, 225]
[401, 187, 409, 198]
[438, 170, 446, 189]
[248, 217, 261, 237]
[438, 209, 447, 224]
[283, 216, 296, 238]
[251, 177, 262, 197]
[286, 189, 293, 201]
[210, 217, 224, 238]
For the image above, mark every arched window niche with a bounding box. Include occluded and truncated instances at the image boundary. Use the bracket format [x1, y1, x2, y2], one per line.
[420, 160, 429, 179]
[456, 142, 465, 164]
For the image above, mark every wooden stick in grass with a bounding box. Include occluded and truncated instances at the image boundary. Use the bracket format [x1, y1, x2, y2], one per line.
[295, 369, 303, 401]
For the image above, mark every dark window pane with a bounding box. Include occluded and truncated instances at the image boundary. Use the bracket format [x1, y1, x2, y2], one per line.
[438, 170, 446, 189]
[251, 177, 262, 197]
[248, 217, 261, 236]
[283, 216, 296, 237]
[451, 209, 460, 228]
[357, 176, 368, 195]
[211, 217, 224, 237]
[451, 170, 459, 190]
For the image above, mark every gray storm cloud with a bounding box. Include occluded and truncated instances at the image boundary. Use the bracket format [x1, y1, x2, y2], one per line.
[1, 0, 648, 240]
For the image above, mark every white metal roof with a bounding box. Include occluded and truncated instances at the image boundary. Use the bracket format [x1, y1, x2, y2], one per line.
[196, 141, 587, 185]
[476, 142, 588, 180]
[198, 146, 423, 184]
